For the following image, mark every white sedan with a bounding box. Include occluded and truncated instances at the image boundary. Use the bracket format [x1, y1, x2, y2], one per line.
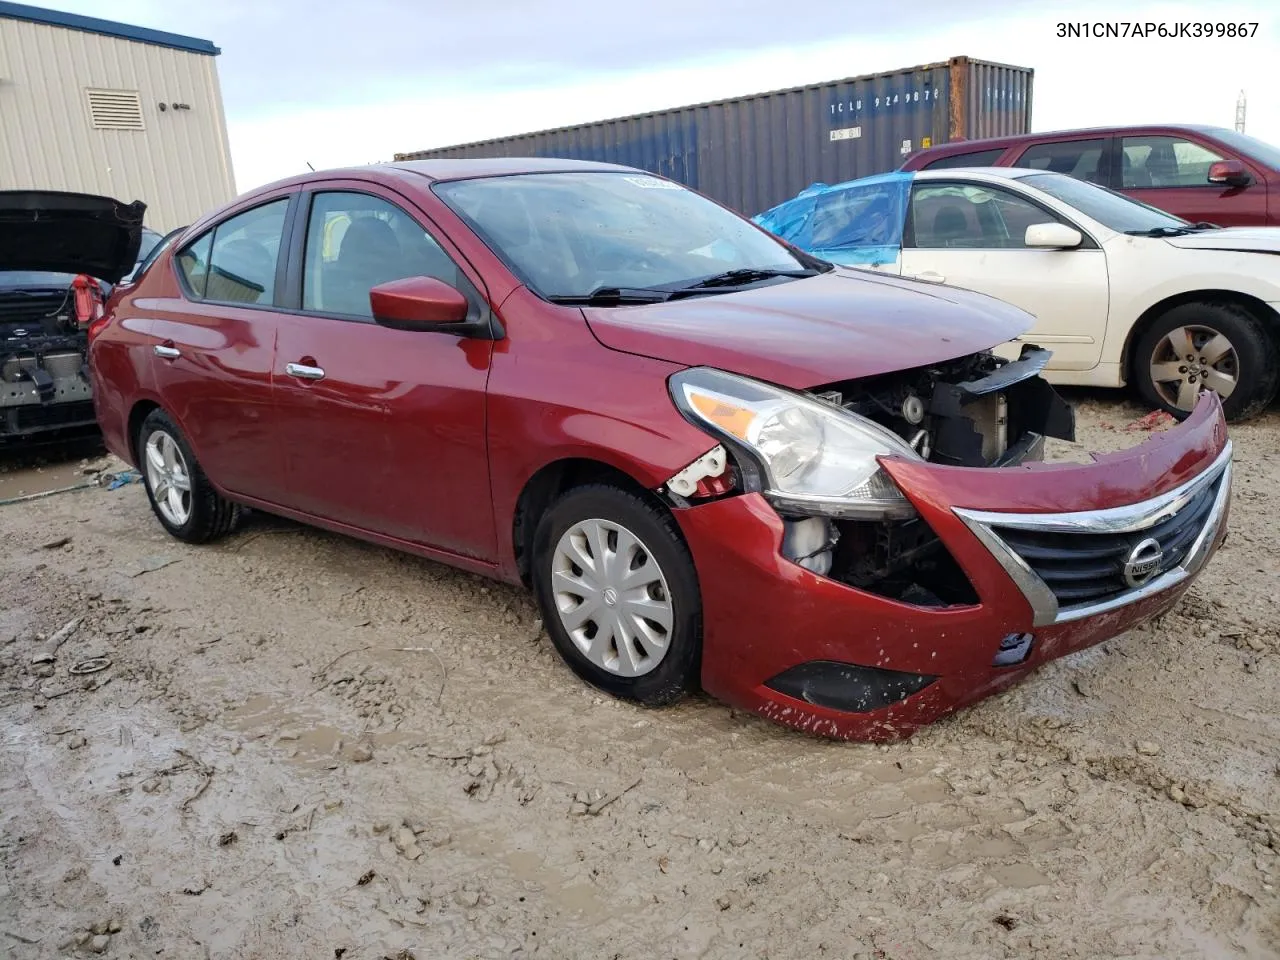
[754, 168, 1280, 420]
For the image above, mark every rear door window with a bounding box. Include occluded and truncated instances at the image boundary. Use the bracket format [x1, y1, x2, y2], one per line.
[1120, 136, 1226, 187]
[1015, 139, 1108, 184]
[205, 201, 289, 305]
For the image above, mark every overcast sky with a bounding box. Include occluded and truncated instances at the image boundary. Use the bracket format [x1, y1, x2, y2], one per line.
[54, 0, 1280, 192]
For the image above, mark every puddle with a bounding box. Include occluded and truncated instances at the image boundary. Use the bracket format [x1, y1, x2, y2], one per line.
[223, 694, 419, 768]
[0, 436, 105, 500]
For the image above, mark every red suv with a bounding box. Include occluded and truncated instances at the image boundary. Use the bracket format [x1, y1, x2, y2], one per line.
[85, 160, 1232, 740]
[901, 125, 1279, 227]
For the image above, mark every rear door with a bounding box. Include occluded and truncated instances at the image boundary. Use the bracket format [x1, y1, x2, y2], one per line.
[269, 183, 496, 560]
[147, 193, 294, 502]
[899, 179, 1110, 371]
[1115, 133, 1268, 227]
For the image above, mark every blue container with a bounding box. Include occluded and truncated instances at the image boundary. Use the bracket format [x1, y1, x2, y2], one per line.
[394, 57, 1033, 216]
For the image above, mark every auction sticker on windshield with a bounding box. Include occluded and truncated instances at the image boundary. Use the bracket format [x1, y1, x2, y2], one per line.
[624, 176, 683, 189]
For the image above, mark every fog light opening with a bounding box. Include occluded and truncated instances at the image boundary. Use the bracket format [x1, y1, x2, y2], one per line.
[993, 632, 1034, 667]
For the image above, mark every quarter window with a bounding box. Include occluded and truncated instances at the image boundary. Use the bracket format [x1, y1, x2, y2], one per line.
[1120, 136, 1225, 188]
[175, 233, 212, 297]
[302, 192, 459, 318]
[910, 183, 1064, 249]
[1015, 139, 1107, 184]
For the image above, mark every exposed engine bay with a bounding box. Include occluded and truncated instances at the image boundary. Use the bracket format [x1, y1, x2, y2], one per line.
[781, 345, 1076, 607]
[1, 283, 98, 440]
[810, 344, 1076, 468]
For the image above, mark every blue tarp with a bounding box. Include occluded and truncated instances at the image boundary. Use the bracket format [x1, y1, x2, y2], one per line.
[753, 172, 913, 265]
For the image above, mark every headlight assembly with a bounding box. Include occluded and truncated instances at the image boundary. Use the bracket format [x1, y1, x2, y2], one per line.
[669, 367, 920, 518]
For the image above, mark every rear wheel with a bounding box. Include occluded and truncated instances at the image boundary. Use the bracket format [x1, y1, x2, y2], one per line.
[137, 409, 240, 543]
[531, 484, 701, 706]
[1134, 301, 1278, 421]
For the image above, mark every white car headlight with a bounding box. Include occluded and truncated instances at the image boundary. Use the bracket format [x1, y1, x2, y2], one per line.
[669, 367, 920, 518]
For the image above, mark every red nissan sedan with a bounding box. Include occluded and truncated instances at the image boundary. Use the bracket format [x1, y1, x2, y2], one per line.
[87, 160, 1232, 740]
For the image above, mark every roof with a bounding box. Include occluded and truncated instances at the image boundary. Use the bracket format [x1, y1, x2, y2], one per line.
[906, 123, 1236, 160]
[390, 157, 642, 181]
[0, 1, 219, 55]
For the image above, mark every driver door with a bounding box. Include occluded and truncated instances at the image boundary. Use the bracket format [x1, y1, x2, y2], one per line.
[900, 180, 1110, 371]
[269, 184, 497, 561]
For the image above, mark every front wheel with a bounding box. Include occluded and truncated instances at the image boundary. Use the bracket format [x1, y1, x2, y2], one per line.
[1134, 301, 1278, 421]
[531, 484, 702, 706]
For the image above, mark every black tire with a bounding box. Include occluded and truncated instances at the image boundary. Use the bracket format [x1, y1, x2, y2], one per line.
[531, 483, 702, 706]
[1133, 300, 1279, 422]
[136, 408, 241, 543]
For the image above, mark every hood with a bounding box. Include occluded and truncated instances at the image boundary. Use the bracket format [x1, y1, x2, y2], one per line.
[583, 268, 1034, 389]
[1164, 227, 1280, 255]
[0, 191, 147, 283]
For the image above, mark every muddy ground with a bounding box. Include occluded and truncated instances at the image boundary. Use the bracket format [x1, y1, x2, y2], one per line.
[1, 393, 1278, 960]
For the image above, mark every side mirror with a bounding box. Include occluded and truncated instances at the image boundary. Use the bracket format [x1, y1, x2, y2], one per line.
[1024, 222, 1083, 249]
[1207, 159, 1252, 188]
[370, 276, 469, 330]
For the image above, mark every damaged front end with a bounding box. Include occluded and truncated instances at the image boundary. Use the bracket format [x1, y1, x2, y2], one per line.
[0, 189, 144, 441]
[0, 276, 104, 440]
[664, 345, 1077, 607]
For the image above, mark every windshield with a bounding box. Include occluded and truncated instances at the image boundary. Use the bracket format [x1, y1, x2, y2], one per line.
[1020, 172, 1189, 232]
[1199, 127, 1280, 172]
[434, 171, 813, 300]
[0, 270, 74, 291]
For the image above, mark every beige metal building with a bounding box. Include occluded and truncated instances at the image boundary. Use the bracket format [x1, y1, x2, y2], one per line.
[0, 2, 235, 231]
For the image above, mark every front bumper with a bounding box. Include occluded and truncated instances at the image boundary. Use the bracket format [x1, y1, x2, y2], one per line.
[1, 346, 95, 439]
[675, 393, 1231, 740]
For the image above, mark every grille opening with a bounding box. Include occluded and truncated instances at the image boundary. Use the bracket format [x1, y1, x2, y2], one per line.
[85, 89, 145, 130]
[828, 516, 979, 607]
[992, 477, 1219, 610]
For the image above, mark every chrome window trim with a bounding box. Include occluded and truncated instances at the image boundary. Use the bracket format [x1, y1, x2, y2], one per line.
[955, 443, 1232, 626]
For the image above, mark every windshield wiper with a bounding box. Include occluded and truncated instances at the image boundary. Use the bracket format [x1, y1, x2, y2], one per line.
[547, 286, 672, 306]
[674, 267, 817, 291]
[1123, 226, 1196, 237]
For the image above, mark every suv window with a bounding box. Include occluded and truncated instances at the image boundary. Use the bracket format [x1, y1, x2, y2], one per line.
[910, 183, 1062, 249]
[175, 199, 288, 304]
[302, 191, 459, 318]
[920, 147, 1005, 170]
[1120, 135, 1225, 188]
[1015, 139, 1107, 183]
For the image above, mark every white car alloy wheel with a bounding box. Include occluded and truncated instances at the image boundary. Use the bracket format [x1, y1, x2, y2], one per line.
[1148, 323, 1238, 412]
[550, 517, 674, 678]
[144, 429, 193, 526]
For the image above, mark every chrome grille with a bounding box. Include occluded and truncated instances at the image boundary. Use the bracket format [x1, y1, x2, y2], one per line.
[991, 479, 1217, 607]
[954, 444, 1232, 626]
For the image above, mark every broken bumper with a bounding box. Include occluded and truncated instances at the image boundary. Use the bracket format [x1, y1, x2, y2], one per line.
[676, 392, 1231, 740]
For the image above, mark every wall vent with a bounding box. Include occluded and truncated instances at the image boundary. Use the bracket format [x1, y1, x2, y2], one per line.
[85, 89, 145, 130]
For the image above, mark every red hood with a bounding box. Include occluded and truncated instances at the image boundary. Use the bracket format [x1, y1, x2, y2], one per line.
[583, 268, 1034, 388]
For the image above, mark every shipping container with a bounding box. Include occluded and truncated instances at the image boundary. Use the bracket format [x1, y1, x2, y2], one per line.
[394, 56, 1033, 216]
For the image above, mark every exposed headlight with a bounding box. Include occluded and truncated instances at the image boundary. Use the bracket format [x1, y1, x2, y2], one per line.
[669, 367, 920, 518]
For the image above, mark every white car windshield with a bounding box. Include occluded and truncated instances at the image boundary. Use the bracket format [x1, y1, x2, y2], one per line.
[435, 171, 817, 301]
[1021, 173, 1191, 233]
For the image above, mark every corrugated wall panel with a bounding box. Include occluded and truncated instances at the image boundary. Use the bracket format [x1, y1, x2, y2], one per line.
[0, 16, 235, 231]
[394, 57, 1031, 215]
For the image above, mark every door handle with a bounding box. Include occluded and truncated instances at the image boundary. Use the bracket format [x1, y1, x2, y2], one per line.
[285, 362, 326, 381]
[153, 344, 180, 359]
[905, 270, 946, 284]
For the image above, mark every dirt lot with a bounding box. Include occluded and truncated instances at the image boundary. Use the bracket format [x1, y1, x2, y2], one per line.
[1, 394, 1278, 960]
